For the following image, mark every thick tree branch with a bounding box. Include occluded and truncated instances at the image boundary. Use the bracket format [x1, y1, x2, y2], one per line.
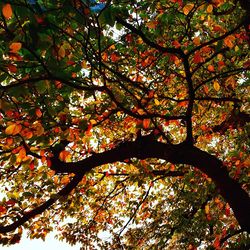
[50, 136, 250, 232]
[1, 135, 250, 233]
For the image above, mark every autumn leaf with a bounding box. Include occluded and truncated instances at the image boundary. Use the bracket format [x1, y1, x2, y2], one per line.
[58, 46, 66, 58]
[206, 4, 213, 14]
[59, 150, 71, 162]
[0, 205, 7, 214]
[18, 148, 26, 159]
[172, 40, 181, 48]
[205, 204, 210, 214]
[35, 108, 43, 118]
[193, 37, 200, 45]
[110, 53, 119, 62]
[2, 3, 12, 19]
[154, 99, 160, 105]
[224, 35, 235, 48]
[213, 80, 220, 91]
[183, 3, 194, 15]
[5, 123, 22, 135]
[29, 161, 35, 171]
[203, 85, 209, 94]
[7, 64, 17, 73]
[193, 51, 203, 63]
[207, 65, 215, 72]
[0, 1, 249, 248]
[142, 119, 150, 129]
[146, 21, 158, 29]
[9, 42, 22, 53]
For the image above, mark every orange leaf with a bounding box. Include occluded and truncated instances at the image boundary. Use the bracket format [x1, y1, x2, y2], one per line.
[59, 150, 71, 162]
[224, 35, 235, 48]
[110, 53, 119, 62]
[172, 40, 181, 48]
[193, 36, 200, 45]
[18, 148, 26, 159]
[20, 128, 33, 139]
[206, 4, 213, 13]
[183, 3, 194, 15]
[146, 21, 158, 29]
[35, 108, 43, 118]
[203, 85, 209, 94]
[6, 137, 14, 146]
[178, 101, 188, 107]
[207, 65, 215, 72]
[2, 3, 12, 19]
[5, 123, 22, 135]
[9, 42, 22, 53]
[58, 46, 65, 58]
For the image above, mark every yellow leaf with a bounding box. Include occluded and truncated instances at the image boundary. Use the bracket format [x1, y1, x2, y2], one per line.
[61, 175, 70, 185]
[207, 4, 213, 13]
[9, 42, 22, 53]
[213, 80, 220, 91]
[154, 99, 160, 105]
[2, 3, 12, 19]
[183, 3, 194, 15]
[5, 123, 22, 135]
[137, 109, 145, 115]
[90, 119, 97, 125]
[205, 204, 210, 214]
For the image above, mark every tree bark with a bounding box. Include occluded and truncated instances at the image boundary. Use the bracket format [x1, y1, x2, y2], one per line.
[1, 136, 249, 233]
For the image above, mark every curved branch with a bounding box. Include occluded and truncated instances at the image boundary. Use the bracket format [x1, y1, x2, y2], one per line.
[1, 135, 250, 233]
[50, 136, 250, 232]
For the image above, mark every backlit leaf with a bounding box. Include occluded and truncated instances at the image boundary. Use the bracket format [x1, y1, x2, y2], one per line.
[207, 4, 213, 13]
[213, 80, 220, 91]
[5, 123, 22, 135]
[143, 119, 150, 129]
[2, 3, 12, 19]
[183, 3, 194, 15]
[9, 42, 22, 53]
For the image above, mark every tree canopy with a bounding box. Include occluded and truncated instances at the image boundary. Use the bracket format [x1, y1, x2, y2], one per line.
[0, 0, 250, 249]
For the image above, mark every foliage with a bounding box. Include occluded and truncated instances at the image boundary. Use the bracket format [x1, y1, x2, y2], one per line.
[0, 0, 250, 249]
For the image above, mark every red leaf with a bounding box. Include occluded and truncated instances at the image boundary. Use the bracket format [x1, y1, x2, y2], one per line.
[193, 51, 203, 64]
[29, 161, 35, 171]
[142, 119, 150, 129]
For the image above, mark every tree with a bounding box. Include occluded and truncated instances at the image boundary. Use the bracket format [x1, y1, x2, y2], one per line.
[0, 0, 249, 248]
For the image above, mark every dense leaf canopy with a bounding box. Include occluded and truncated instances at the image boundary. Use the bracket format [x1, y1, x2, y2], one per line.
[0, 0, 250, 249]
